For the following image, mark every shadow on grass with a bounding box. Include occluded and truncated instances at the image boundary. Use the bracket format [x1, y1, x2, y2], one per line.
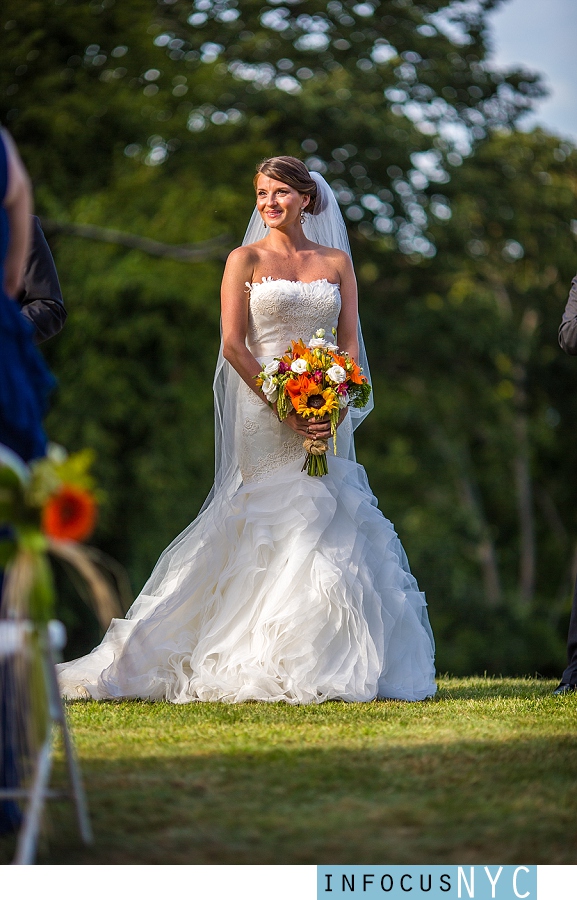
[0, 680, 570, 864]
[2, 732, 574, 866]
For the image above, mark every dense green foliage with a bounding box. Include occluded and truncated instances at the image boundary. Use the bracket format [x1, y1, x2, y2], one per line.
[1, 679, 575, 864]
[358, 129, 577, 675]
[1, 0, 576, 674]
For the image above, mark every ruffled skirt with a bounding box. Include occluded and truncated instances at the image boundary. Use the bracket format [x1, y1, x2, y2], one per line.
[58, 456, 436, 703]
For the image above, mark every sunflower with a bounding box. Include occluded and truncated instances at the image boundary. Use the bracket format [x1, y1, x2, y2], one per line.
[297, 386, 339, 419]
[42, 485, 97, 542]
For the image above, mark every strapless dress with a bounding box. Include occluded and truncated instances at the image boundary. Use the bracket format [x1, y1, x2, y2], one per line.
[57, 279, 436, 703]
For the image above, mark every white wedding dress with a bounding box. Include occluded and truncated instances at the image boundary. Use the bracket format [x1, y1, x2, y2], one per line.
[58, 278, 436, 703]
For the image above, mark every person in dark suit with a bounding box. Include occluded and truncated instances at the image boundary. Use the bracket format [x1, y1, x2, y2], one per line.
[556, 275, 577, 694]
[18, 216, 66, 343]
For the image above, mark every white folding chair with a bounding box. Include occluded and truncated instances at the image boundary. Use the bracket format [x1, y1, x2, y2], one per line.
[0, 620, 92, 864]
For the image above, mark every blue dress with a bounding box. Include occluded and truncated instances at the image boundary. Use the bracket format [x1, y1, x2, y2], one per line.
[0, 136, 53, 461]
[0, 132, 54, 834]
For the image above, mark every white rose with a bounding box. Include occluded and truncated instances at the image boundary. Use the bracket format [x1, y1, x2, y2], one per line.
[338, 391, 349, 409]
[262, 376, 278, 402]
[291, 358, 308, 374]
[263, 360, 279, 376]
[326, 342, 339, 352]
[326, 364, 346, 383]
[308, 337, 328, 350]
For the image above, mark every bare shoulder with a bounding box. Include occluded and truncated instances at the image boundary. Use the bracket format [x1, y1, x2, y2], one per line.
[312, 244, 350, 266]
[223, 244, 260, 280]
[319, 245, 354, 280]
[226, 244, 259, 266]
[331, 247, 353, 268]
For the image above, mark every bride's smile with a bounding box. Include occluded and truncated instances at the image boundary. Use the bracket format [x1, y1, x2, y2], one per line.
[256, 175, 309, 230]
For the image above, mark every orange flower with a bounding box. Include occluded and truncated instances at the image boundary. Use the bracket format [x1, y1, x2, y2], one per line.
[281, 341, 314, 370]
[348, 361, 366, 385]
[290, 339, 309, 357]
[285, 373, 314, 410]
[42, 485, 97, 542]
[329, 351, 365, 384]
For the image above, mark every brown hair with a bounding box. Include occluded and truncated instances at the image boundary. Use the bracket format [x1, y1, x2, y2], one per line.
[254, 156, 317, 213]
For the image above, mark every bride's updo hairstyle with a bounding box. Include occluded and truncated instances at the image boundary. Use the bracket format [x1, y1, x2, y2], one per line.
[254, 156, 318, 214]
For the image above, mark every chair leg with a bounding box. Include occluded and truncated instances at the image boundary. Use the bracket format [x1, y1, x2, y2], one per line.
[12, 734, 53, 865]
[45, 647, 93, 846]
[4, 631, 93, 863]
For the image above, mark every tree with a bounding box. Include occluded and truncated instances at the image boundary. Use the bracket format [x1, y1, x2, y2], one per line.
[355, 128, 577, 674]
[3, 0, 574, 674]
[2, 0, 541, 238]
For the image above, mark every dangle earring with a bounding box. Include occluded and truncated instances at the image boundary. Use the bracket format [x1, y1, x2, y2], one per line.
[300, 209, 306, 224]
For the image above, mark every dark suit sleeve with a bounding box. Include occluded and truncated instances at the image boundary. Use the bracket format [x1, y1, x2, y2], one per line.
[559, 275, 577, 356]
[17, 216, 67, 343]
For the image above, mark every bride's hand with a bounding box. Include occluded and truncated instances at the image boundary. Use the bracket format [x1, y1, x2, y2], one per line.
[282, 410, 332, 440]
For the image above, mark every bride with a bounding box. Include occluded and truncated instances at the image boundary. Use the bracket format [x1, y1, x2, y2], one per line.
[58, 156, 436, 704]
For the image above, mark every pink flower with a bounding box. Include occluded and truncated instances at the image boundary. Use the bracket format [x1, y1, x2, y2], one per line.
[278, 361, 290, 374]
[312, 370, 323, 383]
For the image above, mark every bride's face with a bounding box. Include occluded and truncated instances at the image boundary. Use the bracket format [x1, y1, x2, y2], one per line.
[256, 174, 309, 229]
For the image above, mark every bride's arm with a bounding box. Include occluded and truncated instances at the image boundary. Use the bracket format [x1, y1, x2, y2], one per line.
[221, 246, 264, 394]
[336, 252, 359, 360]
[332, 253, 360, 430]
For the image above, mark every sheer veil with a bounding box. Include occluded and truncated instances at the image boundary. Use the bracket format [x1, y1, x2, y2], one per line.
[141, 171, 373, 593]
[212, 170, 373, 487]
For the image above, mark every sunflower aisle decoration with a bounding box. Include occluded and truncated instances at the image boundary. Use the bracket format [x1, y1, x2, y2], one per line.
[42, 485, 97, 543]
[0, 443, 125, 628]
[0, 445, 129, 856]
[256, 330, 372, 476]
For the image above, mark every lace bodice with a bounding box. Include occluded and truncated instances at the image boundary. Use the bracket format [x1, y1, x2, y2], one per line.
[236, 277, 348, 484]
[247, 278, 341, 359]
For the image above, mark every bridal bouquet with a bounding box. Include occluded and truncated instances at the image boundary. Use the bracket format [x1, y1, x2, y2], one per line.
[256, 329, 372, 476]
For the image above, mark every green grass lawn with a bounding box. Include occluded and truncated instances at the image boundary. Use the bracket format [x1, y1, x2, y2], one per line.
[1, 677, 576, 865]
